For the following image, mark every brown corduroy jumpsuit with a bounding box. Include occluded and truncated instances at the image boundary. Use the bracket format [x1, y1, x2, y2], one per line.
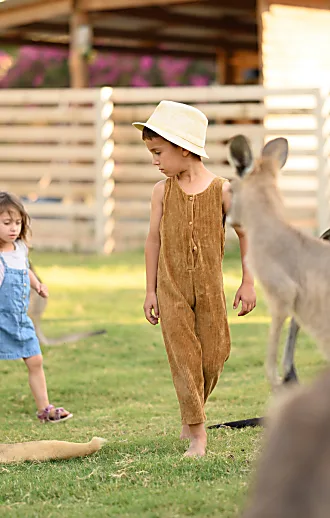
[157, 175, 231, 425]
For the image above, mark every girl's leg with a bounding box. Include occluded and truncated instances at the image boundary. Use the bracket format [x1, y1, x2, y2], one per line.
[23, 354, 70, 419]
[24, 354, 49, 412]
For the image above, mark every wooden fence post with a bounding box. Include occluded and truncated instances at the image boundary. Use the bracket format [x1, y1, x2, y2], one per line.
[315, 89, 329, 235]
[95, 87, 115, 254]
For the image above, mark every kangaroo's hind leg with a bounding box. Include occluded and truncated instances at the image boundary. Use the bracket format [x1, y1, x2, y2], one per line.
[282, 318, 300, 384]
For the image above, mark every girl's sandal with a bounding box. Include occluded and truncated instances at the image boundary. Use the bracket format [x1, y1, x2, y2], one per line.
[37, 404, 73, 423]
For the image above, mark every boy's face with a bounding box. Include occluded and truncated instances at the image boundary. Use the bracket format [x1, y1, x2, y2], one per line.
[145, 136, 188, 177]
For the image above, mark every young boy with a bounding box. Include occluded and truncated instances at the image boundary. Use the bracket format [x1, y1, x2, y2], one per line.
[133, 100, 256, 457]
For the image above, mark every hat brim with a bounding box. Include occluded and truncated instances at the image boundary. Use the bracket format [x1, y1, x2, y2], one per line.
[132, 122, 209, 159]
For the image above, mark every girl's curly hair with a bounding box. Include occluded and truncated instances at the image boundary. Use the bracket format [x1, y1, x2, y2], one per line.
[0, 192, 31, 244]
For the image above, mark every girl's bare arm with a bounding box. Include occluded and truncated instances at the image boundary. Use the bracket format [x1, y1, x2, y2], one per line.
[29, 269, 41, 291]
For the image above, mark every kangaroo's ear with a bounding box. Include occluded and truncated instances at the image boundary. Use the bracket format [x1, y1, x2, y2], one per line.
[262, 138, 288, 169]
[228, 135, 254, 177]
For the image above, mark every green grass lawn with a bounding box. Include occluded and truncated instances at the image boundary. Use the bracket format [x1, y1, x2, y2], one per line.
[0, 245, 326, 518]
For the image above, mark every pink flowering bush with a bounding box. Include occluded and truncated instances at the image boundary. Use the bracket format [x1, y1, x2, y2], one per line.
[0, 46, 215, 88]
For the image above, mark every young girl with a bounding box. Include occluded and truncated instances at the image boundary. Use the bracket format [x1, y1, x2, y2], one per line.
[0, 192, 72, 423]
[133, 101, 256, 457]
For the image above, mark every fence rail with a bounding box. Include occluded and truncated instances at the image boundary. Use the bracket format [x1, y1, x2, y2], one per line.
[0, 86, 328, 252]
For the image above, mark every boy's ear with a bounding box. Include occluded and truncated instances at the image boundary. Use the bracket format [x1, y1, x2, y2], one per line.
[228, 135, 254, 178]
[182, 148, 190, 157]
[262, 138, 288, 169]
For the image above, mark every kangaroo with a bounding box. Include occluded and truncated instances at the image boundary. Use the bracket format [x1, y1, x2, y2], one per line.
[283, 228, 330, 384]
[241, 367, 330, 518]
[28, 263, 106, 346]
[227, 135, 330, 389]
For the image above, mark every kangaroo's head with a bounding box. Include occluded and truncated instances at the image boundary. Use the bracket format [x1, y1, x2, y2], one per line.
[227, 135, 289, 229]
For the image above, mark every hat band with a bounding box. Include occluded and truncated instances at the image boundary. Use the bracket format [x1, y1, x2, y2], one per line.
[147, 121, 206, 148]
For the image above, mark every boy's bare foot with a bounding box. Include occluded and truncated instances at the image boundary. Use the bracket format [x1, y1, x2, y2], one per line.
[183, 423, 207, 457]
[180, 424, 191, 440]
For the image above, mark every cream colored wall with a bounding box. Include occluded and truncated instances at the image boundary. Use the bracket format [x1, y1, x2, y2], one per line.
[262, 4, 330, 88]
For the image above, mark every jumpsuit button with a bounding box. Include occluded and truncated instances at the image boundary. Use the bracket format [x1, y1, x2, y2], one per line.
[193, 246, 197, 251]
[23, 295, 26, 299]
[189, 196, 193, 201]
[24, 283, 27, 287]
[23, 271, 26, 274]
[189, 221, 193, 225]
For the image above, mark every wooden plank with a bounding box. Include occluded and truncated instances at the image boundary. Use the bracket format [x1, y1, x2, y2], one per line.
[31, 238, 97, 252]
[114, 200, 150, 220]
[79, 0, 206, 12]
[278, 176, 317, 192]
[30, 218, 96, 252]
[0, 144, 96, 161]
[0, 163, 95, 181]
[0, 107, 95, 124]
[113, 164, 234, 183]
[113, 144, 230, 163]
[284, 156, 318, 171]
[284, 197, 317, 209]
[69, 8, 89, 88]
[113, 103, 265, 123]
[113, 220, 149, 240]
[113, 123, 264, 143]
[0, 182, 93, 199]
[0, 89, 102, 104]
[113, 183, 154, 201]
[25, 203, 96, 218]
[0, 126, 95, 142]
[265, 114, 317, 130]
[94, 95, 108, 253]
[111, 86, 264, 104]
[264, 0, 330, 10]
[0, 0, 70, 30]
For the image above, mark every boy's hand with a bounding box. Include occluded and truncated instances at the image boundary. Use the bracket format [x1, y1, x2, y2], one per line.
[144, 292, 159, 325]
[37, 283, 49, 298]
[233, 282, 256, 316]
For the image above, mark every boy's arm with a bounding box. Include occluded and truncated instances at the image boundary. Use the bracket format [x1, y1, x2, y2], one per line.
[144, 180, 165, 325]
[222, 181, 256, 316]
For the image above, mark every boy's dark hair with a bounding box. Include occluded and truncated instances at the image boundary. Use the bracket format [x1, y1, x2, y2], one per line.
[0, 192, 31, 244]
[142, 126, 202, 161]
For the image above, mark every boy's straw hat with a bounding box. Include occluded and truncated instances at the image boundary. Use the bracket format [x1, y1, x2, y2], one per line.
[132, 100, 209, 159]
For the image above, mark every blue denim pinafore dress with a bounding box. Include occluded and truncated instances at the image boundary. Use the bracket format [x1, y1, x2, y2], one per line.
[0, 254, 41, 360]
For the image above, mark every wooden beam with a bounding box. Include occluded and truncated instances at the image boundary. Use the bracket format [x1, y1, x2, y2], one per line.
[78, 0, 201, 10]
[216, 49, 235, 85]
[257, 0, 267, 85]
[0, 0, 70, 30]
[264, 0, 330, 8]
[17, 22, 257, 50]
[91, 6, 257, 33]
[69, 6, 90, 88]
[205, 0, 255, 8]
[0, 36, 218, 60]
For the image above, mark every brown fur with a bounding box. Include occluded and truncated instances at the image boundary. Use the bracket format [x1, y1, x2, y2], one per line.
[28, 263, 106, 346]
[242, 368, 330, 518]
[0, 436, 106, 463]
